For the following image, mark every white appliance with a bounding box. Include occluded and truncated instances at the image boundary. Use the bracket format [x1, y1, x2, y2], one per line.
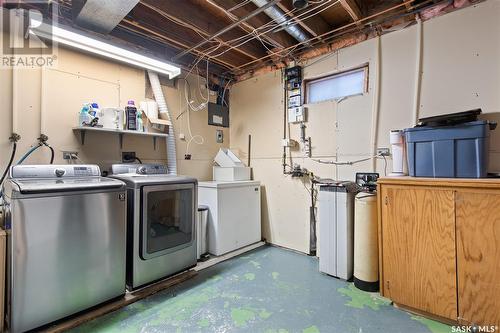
[110, 164, 197, 290]
[354, 192, 379, 291]
[198, 181, 261, 256]
[389, 129, 407, 176]
[3, 165, 127, 333]
[318, 182, 357, 280]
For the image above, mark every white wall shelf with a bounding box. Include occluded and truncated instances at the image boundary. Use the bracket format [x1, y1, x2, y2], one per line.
[73, 127, 168, 150]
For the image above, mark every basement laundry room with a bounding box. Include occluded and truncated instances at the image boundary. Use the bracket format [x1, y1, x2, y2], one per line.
[0, 0, 499, 332]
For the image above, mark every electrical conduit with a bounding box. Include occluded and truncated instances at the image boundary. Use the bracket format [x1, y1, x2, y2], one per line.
[412, 17, 423, 126]
[148, 71, 177, 175]
[370, 36, 381, 172]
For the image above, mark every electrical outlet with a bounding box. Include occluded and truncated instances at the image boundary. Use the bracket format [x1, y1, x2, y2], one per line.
[62, 151, 78, 160]
[122, 151, 136, 163]
[377, 148, 390, 156]
[216, 130, 223, 143]
[179, 133, 186, 141]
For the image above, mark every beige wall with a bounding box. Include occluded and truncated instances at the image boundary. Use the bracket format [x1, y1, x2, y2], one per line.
[0, 45, 227, 179]
[230, 0, 500, 253]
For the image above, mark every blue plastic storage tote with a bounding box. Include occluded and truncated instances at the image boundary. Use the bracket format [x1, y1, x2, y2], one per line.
[404, 120, 496, 178]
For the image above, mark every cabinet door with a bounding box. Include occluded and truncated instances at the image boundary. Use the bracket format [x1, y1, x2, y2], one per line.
[456, 191, 500, 326]
[381, 185, 457, 320]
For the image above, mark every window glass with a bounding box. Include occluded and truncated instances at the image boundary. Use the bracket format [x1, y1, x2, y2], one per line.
[306, 67, 367, 104]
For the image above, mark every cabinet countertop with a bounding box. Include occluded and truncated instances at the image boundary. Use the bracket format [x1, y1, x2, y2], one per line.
[378, 176, 500, 188]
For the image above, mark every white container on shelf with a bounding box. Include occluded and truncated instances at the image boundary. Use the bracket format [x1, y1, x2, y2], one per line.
[213, 166, 251, 181]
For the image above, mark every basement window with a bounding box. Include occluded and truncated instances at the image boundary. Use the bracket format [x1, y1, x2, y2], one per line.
[305, 66, 368, 104]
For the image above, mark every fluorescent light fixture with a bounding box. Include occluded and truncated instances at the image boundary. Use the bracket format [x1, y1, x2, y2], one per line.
[29, 21, 181, 78]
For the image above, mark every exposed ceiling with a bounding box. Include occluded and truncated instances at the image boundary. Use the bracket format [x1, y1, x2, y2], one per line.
[3, 0, 481, 80]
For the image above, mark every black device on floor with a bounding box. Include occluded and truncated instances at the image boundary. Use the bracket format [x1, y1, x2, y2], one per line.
[356, 173, 379, 192]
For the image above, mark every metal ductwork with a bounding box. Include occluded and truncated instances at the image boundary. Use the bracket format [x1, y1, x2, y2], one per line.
[250, 0, 310, 44]
[72, 0, 139, 34]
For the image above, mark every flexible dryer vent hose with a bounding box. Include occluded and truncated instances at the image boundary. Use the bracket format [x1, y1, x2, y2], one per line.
[148, 71, 177, 175]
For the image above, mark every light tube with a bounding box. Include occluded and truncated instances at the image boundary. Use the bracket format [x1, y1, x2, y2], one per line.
[30, 21, 181, 78]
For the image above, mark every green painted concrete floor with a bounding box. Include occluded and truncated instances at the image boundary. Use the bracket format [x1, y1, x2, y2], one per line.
[70, 246, 451, 333]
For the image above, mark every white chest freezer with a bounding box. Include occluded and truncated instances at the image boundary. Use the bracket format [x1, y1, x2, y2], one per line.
[198, 180, 261, 256]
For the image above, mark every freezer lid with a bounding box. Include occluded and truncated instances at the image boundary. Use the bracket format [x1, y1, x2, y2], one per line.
[10, 177, 125, 194]
[198, 180, 260, 189]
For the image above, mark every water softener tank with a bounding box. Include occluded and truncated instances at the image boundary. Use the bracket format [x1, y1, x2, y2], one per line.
[354, 192, 379, 291]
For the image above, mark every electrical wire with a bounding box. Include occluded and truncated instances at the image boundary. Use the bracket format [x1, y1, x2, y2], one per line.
[227, 0, 253, 12]
[221, 79, 232, 107]
[379, 155, 388, 176]
[135, 157, 143, 164]
[207, 0, 339, 59]
[69, 153, 86, 164]
[0, 142, 17, 188]
[231, 0, 426, 71]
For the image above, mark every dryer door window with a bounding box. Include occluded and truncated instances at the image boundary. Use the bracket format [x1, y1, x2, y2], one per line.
[141, 183, 195, 260]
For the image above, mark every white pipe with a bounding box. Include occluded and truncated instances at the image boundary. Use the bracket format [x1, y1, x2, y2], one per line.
[40, 67, 46, 135]
[147, 71, 177, 175]
[370, 36, 381, 172]
[12, 65, 18, 134]
[412, 17, 423, 126]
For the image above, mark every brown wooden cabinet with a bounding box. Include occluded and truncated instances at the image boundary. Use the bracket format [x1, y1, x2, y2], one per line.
[456, 191, 500, 326]
[378, 177, 500, 326]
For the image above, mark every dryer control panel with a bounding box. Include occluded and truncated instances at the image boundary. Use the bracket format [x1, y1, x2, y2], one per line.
[136, 164, 169, 175]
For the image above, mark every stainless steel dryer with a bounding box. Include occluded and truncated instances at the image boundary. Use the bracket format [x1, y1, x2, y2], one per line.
[2, 165, 127, 333]
[111, 164, 197, 290]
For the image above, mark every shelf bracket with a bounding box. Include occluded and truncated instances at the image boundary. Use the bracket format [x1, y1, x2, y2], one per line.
[80, 130, 86, 145]
[119, 133, 124, 149]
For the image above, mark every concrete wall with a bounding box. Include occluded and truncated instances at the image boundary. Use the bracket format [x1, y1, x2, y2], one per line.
[0, 44, 228, 179]
[230, 0, 500, 253]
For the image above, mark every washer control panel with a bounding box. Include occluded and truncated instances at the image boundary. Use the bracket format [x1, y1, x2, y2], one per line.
[10, 165, 101, 178]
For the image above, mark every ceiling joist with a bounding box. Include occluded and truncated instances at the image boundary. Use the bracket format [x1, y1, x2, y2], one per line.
[339, 0, 363, 27]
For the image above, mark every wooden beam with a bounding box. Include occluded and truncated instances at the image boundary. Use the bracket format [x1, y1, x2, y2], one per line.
[120, 19, 240, 69]
[275, 1, 331, 39]
[339, 0, 363, 25]
[136, 1, 266, 59]
[139, 0, 267, 60]
[403, 0, 416, 20]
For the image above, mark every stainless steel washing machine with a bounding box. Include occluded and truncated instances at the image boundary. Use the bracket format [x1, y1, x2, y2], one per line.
[2, 165, 127, 333]
[111, 164, 197, 290]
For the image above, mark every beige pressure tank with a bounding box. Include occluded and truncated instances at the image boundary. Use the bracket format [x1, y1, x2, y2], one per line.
[353, 192, 379, 291]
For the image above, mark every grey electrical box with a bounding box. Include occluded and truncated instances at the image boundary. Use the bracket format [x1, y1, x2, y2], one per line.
[208, 102, 229, 128]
